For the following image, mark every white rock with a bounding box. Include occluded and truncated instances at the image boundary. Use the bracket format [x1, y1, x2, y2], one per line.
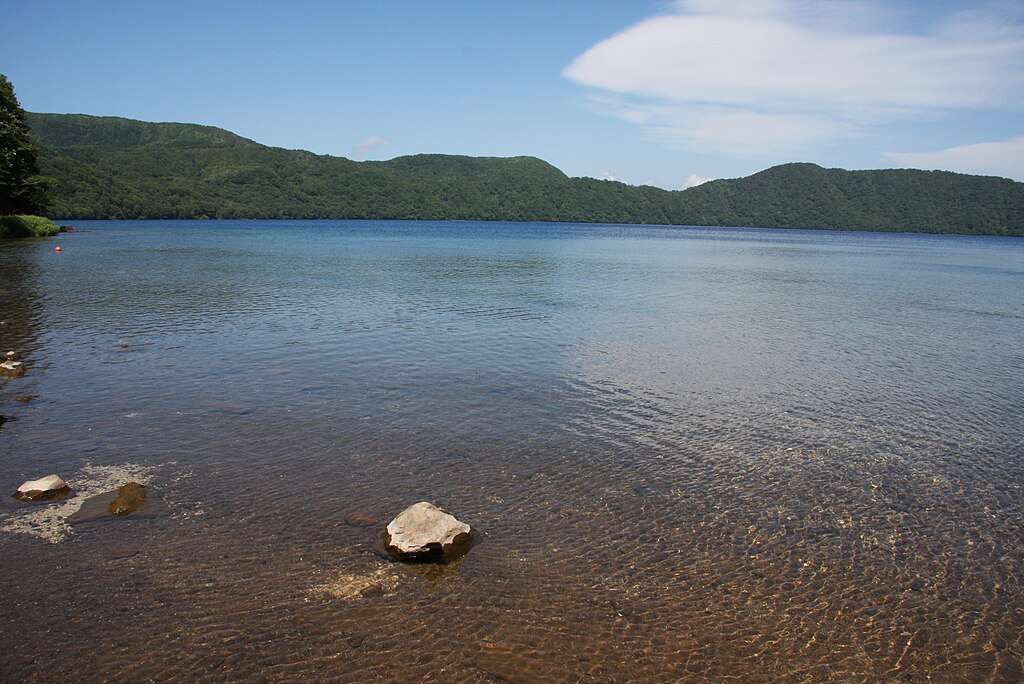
[0, 360, 25, 377]
[14, 474, 70, 502]
[384, 501, 474, 563]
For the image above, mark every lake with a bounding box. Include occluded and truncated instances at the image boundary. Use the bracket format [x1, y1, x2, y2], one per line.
[1, 220, 1023, 681]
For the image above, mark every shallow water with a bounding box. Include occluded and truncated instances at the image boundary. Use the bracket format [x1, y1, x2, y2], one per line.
[1, 220, 1022, 682]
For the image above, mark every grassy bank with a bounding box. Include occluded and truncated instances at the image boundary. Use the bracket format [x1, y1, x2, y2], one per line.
[0, 215, 60, 238]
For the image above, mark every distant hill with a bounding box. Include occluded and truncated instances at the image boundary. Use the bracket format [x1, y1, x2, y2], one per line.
[682, 163, 1024, 235]
[28, 113, 1024, 236]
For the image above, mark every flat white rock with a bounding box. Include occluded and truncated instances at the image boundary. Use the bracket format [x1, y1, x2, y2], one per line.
[15, 474, 70, 501]
[384, 501, 474, 563]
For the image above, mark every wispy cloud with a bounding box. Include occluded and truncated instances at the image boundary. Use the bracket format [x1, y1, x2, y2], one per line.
[353, 135, 389, 157]
[563, 1, 1024, 160]
[885, 136, 1024, 181]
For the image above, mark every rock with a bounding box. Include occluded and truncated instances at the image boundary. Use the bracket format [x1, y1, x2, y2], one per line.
[58, 225, 78, 233]
[68, 484, 168, 525]
[4, 350, 21, 361]
[383, 501, 474, 563]
[0, 415, 6, 429]
[345, 511, 378, 527]
[0, 360, 26, 377]
[13, 474, 71, 502]
[359, 584, 385, 598]
[108, 482, 147, 515]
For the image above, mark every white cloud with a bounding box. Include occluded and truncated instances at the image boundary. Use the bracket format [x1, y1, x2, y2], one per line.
[563, 1, 1024, 158]
[683, 173, 712, 188]
[353, 135, 389, 157]
[599, 171, 625, 182]
[885, 136, 1024, 181]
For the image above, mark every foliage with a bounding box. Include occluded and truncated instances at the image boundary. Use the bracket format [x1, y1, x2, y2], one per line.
[678, 163, 1024, 236]
[0, 76, 55, 215]
[26, 113, 1024, 236]
[0, 214, 59, 238]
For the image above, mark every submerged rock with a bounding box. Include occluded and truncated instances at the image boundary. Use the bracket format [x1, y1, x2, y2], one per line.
[13, 474, 71, 502]
[68, 483, 168, 525]
[5, 350, 21, 361]
[311, 566, 399, 600]
[105, 546, 140, 560]
[108, 482, 146, 515]
[345, 510, 378, 527]
[383, 501, 474, 563]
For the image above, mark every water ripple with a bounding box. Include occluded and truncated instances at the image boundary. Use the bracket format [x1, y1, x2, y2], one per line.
[1, 221, 1022, 681]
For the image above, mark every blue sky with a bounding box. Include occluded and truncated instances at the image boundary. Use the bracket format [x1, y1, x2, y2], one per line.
[3, 0, 1022, 188]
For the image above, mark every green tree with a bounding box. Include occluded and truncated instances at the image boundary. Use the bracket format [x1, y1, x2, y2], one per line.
[0, 74, 54, 214]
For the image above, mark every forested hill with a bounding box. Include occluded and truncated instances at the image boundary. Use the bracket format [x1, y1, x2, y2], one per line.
[28, 112, 1024, 236]
[682, 163, 1024, 235]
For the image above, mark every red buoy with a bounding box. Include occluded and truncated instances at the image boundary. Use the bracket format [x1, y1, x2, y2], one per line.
[54, 246, 61, 252]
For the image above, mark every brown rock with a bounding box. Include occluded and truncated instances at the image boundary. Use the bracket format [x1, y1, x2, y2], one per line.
[345, 511, 378, 527]
[68, 485, 168, 525]
[359, 584, 385, 598]
[108, 482, 147, 515]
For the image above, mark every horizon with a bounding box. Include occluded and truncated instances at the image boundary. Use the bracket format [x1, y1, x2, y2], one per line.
[3, 0, 1022, 188]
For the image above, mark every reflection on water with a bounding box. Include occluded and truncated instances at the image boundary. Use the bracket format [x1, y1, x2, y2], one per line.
[1, 220, 1023, 681]
[0, 239, 45, 356]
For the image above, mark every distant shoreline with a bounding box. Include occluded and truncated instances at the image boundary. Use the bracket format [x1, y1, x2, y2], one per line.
[29, 112, 1024, 239]
[46, 217, 1024, 240]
